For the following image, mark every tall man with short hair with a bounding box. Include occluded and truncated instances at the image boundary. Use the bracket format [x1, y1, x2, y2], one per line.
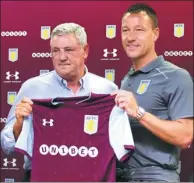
[113, 3, 193, 182]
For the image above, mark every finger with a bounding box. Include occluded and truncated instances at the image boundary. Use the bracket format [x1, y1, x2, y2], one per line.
[16, 106, 32, 116]
[110, 90, 119, 96]
[118, 102, 127, 110]
[21, 97, 33, 105]
[18, 111, 31, 117]
[17, 103, 33, 112]
[112, 90, 125, 97]
[125, 107, 133, 116]
[115, 94, 128, 105]
[114, 94, 121, 106]
[117, 96, 128, 104]
[16, 109, 31, 119]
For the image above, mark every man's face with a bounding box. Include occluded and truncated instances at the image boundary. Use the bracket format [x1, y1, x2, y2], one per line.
[121, 12, 159, 60]
[50, 33, 88, 81]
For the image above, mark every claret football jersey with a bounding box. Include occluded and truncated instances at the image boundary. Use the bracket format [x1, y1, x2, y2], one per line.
[15, 94, 134, 182]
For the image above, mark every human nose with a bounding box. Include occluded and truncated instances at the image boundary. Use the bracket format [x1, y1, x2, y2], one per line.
[124, 31, 136, 42]
[59, 50, 68, 61]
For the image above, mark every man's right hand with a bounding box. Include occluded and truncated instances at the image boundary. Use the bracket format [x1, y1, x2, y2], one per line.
[13, 97, 33, 139]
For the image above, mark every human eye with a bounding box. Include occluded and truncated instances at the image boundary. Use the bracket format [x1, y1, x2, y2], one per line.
[136, 28, 143, 31]
[122, 28, 129, 33]
[52, 48, 59, 54]
[65, 47, 74, 52]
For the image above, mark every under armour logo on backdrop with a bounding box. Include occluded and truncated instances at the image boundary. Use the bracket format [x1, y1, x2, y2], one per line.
[3, 158, 17, 167]
[42, 119, 54, 126]
[6, 71, 19, 80]
[103, 49, 117, 57]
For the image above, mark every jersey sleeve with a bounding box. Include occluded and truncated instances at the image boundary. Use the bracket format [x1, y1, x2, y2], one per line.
[1, 78, 36, 155]
[163, 69, 193, 120]
[109, 106, 135, 162]
[1, 81, 30, 155]
[14, 115, 33, 159]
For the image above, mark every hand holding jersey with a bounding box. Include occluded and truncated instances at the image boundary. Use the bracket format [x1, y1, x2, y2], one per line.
[15, 94, 135, 181]
[2, 22, 135, 182]
[111, 90, 142, 119]
[13, 97, 33, 139]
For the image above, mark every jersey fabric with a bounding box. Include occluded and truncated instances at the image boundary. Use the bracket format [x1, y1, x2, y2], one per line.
[15, 94, 134, 182]
[1, 67, 118, 172]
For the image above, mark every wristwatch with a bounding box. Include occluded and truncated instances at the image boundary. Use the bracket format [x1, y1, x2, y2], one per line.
[135, 106, 145, 119]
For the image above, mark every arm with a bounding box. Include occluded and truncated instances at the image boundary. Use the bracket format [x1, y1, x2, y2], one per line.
[144, 69, 193, 148]
[1, 116, 16, 155]
[112, 69, 193, 149]
[1, 93, 23, 154]
[1, 83, 33, 154]
[13, 97, 33, 140]
[138, 114, 193, 148]
[13, 120, 23, 140]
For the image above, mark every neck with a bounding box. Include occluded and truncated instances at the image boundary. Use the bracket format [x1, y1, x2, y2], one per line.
[132, 51, 157, 71]
[67, 68, 85, 94]
[67, 81, 81, 94]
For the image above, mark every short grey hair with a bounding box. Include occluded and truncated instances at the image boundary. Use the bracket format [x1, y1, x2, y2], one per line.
[51, 23, 87, 46]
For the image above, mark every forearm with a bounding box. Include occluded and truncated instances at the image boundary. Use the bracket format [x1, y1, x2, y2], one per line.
[13, 121, 23, 140]
[139, 112, 193, 148]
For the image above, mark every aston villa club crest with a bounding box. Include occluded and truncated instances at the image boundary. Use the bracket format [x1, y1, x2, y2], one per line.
[84, 115, 98, 135]
[174, 23, 184, 38]
[137, 80, 151, 95]
[106, 25, 116, 39]
[8, 48, 18, 62]
[7, 92, 17, 105]
[105, 69, 115, 82]
[41, 26, 51, 40]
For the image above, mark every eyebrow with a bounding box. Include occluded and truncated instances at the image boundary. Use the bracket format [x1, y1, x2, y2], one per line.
[52, 46, 73, 49]
[121, 25, 145, 29]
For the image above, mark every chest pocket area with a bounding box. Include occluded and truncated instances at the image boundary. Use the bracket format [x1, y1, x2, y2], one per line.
[135, 80, 167, 114]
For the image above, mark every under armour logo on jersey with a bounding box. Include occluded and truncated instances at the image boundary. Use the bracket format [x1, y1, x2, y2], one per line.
[103, 49, 117, 57]
[42, 119, 54, 126]
[3, 158, 17, 167]
[6, 71, 19, 80]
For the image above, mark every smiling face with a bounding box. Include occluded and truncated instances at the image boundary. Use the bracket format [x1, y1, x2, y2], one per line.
[121, 11, 159, 61]
[50, 33, 88, 81]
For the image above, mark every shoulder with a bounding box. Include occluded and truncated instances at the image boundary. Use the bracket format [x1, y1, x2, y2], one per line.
[159, 62, 193, 91]
[174, 68, 193, 79]
[172, 68, 193, 87]
[158, 60, 181, 74]
[86, 72, 118, 94]
[157, 60, 192, 81]
[23, 71, 54, 85]
[22, 71, 55, 88]
[163, 61, 192, 81]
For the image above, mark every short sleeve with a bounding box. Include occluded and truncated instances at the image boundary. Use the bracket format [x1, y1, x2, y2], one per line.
[14, 115, 33, 159]
[109, 106, 135, 162]
[1, 80, 33, 155]
[163, 69, 193, 120]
